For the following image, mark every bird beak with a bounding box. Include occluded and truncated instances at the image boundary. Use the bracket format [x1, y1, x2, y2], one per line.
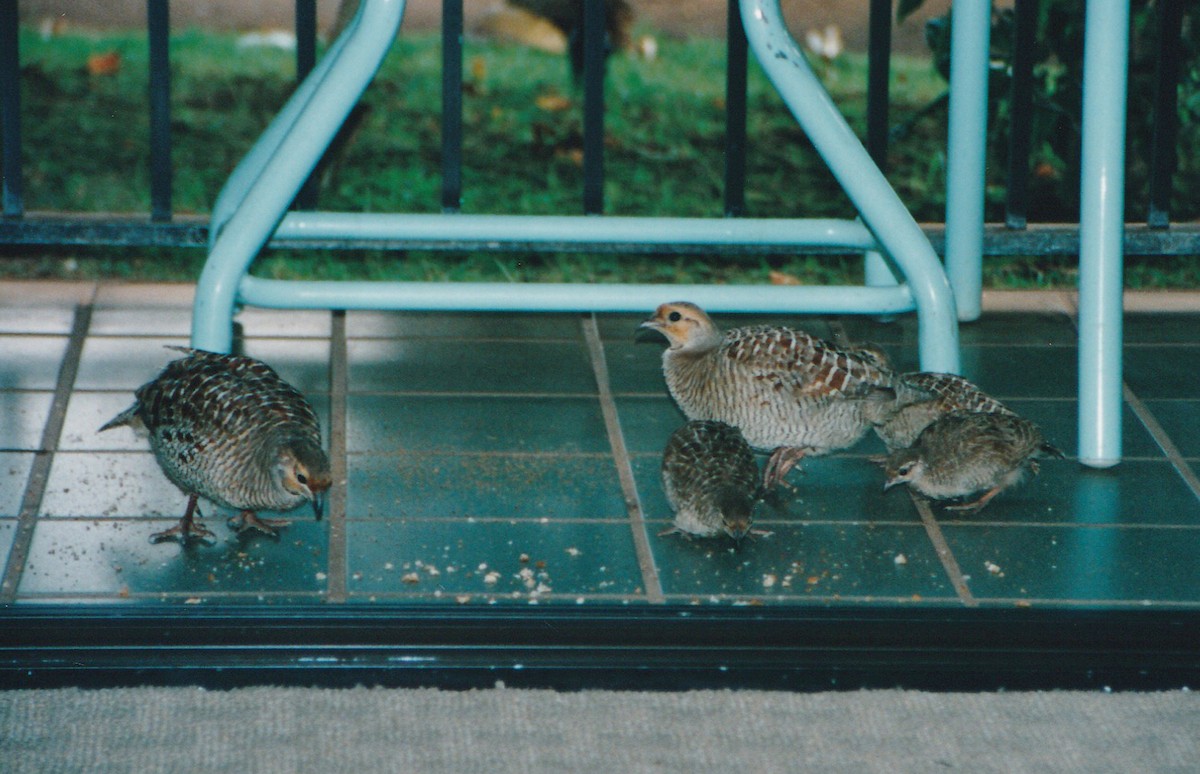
[882, 478, 900, 492]
[634, 319, 664, 343]
[311, 489, 326, 520]
[725, 519, 751, 547]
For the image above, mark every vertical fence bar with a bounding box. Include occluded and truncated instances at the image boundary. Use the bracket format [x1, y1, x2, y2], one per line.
[865, 0, 891, 171]
[1147, 0, 1182, 229]
[942, 0, 991, 323]
[0, 0, 22, 218]
[147, 0, 172, 222]
[1005, 0, 1035, 230]
[863, 0, 897, 288]
[1077, 0, 1129, 468]
[441, 0, 463, 212]
[582, 0, 605, 214]
[724, 0, 748, 217]
[294, 0, 320, 209]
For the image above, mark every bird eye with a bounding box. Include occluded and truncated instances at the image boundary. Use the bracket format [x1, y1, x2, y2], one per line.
[668, 311, 682, 322]
[296, 473, 309, 485]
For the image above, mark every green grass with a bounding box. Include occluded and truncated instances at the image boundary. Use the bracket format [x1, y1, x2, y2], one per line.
[6, 26, 1195, 288]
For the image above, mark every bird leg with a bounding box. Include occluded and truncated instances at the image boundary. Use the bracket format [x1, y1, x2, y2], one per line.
[944, 485, 1004, 514]
[228, 510, 291, 537]
[150, 494, 216, 545]
[763, 447, 808, 490]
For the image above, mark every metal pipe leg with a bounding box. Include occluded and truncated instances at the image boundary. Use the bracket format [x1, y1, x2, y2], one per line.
[739, 0, 959, 373]
[192, 0, 408, 353]
[943, 0, 991, 323]
[1077, 0, 1129, 468]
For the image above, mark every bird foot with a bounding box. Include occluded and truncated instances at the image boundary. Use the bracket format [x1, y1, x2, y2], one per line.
[763, 447, 807, 490]
[228, 511, 291, 537]
[149, 519, 216, 546]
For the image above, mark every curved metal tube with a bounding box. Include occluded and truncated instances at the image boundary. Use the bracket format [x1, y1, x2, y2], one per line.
[738, 0, 959, 372]
[192, 0, 408, 352]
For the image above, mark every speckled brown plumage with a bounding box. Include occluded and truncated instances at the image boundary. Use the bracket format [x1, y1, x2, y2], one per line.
[661, 420, 761, 541]
[100, 347, 331, 543]
[883, 411, 1063, 513]
[869, 371, 1015, 452]
[640, 301, 895, 487]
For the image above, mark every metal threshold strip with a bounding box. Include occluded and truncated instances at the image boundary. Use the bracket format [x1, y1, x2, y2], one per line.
[1, 604, 1198, 691]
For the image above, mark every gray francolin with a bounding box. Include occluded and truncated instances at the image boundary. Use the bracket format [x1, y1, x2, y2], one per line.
[640, 302, 896, 488]
[100, 347, 331, 544]
[868, 371, 1015, 452]
[883, 411, 1064, 513]
[661, 420, 762, 542]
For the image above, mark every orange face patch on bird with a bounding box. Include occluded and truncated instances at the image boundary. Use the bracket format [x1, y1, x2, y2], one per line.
[636, 301, 723, 352]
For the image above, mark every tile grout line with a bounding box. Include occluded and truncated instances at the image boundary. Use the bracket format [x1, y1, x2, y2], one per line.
[325, 310, 349, 603]
[581, 315, 665, 603]
[1, 303, 94, 602]
[911, 492, 978, 607]
[1122, 383, 1200, 501]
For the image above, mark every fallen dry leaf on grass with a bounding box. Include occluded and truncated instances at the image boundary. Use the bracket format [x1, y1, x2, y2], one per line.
[87, 51, 122, 76]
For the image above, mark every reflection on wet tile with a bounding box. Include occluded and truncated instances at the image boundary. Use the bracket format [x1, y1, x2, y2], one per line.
[942, 524, 1200, 605]
[75, 337, 187, 390]
[0, 391, 54, 451]
[347, 452, 624, 520]
[1142, 400, 1200, 458]
[652, 523, 955, 601]
[0, 452, 33, 516]
[614, 397, 686, 454]
[1125, 346, 1200, 399]
[239, 338, 331, 395]
[89, 308, 192, 337]
[0, 307, 76, 334]
[0, 336, 68, 390]
[603, 339, 671, 395]
[346, 311, 579, 340]
[345, 519, 644, 599]
[347, 395, 610, 454]
[958, 346, 1078, 400]
[0, 521, 15, 564]
[17, 519, 328, 597]
[1123, 314, 1200, 344]
[348, 339, 596, 394]
[235, 308, 331, 338]
[929, 460, 1200, 527]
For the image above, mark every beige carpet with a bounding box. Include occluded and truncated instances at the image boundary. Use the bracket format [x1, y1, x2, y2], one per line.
[2, 687, 1198, 773]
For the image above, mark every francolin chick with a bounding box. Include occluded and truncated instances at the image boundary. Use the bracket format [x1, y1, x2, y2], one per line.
[100, 347, 331, 544]
[640, 302, 895, 488]
[883, 411, 1063, 513]
[870, 371, 1015, 452]
[661, 420, 762, 542]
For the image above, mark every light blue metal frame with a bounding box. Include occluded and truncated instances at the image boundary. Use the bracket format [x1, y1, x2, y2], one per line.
[942, 0, 991, 324]
[1076, 0, 1129, 468]
[192, 0, 960, 373]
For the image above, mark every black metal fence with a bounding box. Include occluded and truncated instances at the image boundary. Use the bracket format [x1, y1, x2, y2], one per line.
[1, 0, 1196, 256]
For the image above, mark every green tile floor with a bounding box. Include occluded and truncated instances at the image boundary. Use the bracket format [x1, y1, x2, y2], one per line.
[3, 282, 1200, 609]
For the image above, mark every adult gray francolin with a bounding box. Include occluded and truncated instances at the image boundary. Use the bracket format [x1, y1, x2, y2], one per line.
[640, 301, 896, 488]
[100, 347, 331, 544]
[883, 411, 1064, 513]
[661, 420, 762, 542]
[869, 371, 1015, 452]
